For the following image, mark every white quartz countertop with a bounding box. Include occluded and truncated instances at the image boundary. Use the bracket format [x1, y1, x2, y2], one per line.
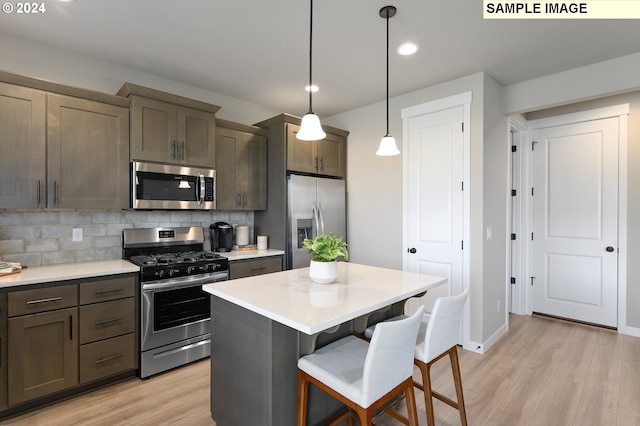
[203, 262, 446, 335]
[216, 249, 285, 261]
[0, 260, 140, 289]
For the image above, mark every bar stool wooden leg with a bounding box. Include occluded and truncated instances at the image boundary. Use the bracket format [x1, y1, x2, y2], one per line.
[297, 369, 309, 426]
[449, 347, 468, 426]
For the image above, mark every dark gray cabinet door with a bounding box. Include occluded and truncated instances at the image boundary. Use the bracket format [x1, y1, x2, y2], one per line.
[178, 106, 216, 167]
[286, 123, 346, 178]
[215, 125, 267, 210]
[8, 307, 78, 406]
[0, 83, 46, 208]
[130, 95, 177, 163]
[47, 93, 129, 209]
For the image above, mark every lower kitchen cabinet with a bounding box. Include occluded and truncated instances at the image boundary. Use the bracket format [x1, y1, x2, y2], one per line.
[8, 306, 78, 406]
[1, 273, 138, 413]
[229, 256, 283, 280]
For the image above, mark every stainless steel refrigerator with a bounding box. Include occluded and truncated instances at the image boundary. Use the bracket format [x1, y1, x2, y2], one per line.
[288, 174, 346, 269]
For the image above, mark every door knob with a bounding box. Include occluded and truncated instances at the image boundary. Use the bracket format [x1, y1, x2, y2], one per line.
[408, 248, 417, 254]
[606, 246, 615, 252]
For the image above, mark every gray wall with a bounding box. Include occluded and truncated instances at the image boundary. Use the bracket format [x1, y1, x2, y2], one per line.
[0, 210, 253, 266]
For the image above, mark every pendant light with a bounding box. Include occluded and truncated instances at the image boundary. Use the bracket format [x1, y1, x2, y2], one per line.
[376, 5, 400, 156]
[297, 0, 326, 141]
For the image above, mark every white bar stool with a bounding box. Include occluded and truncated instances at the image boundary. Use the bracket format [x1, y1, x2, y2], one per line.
[297, 305, 425, 426]
[364, 288, 470, 426]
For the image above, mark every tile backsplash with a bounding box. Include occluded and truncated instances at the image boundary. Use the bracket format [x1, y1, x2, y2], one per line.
[0, 210, 253, 266]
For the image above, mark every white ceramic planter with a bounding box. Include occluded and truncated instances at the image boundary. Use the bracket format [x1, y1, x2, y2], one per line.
[308, 260, 338, 284]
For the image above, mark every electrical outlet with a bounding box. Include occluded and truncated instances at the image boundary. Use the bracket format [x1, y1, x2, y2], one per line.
[486, 227, 492, 239]
[497, 299, 501, 312]
[72, 228, 83, 242]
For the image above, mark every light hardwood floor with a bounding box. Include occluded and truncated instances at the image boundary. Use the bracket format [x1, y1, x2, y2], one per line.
[3, 314, 640, 426]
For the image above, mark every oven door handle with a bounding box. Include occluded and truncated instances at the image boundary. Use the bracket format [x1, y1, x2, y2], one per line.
[142, 273, 228, 291]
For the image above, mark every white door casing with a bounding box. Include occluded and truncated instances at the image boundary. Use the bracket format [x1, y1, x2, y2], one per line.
[529, 112, 624, 328]
[402, 92, 471, 349]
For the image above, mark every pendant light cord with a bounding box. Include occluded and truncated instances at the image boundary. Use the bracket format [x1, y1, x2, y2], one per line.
[308, 0, 314, 114]
[385, 8, 390, 136]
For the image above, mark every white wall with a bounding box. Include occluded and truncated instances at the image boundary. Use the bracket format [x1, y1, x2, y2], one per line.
[0, 34, 279, 125]
[325, 73, 504, 347]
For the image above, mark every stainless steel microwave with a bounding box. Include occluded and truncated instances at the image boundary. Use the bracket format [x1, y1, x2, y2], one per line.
[132, 161, 216, 210]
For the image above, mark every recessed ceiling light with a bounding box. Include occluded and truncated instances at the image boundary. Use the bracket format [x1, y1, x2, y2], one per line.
[397, 43, 419, 56]
[305, 85, 319, 93]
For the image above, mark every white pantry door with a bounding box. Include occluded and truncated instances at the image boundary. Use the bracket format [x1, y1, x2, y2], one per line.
[532, 117, 619, 327]
[404, 105, 464, 313]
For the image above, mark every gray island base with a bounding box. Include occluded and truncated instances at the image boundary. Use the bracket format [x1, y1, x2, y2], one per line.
[204, 262, 447, 426]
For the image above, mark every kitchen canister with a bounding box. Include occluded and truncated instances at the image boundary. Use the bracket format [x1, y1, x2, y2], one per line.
[257, 235, 268, 250]
[235, 225, 249, 246]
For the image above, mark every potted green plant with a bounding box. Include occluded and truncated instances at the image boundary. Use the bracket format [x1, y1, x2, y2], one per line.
[302, 232, 348, 284]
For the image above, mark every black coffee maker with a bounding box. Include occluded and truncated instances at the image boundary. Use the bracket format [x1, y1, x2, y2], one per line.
[210, 222, 234, 252]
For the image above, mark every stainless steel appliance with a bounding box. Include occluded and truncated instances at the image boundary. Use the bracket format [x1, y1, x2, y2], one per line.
[122, 226, 228, 378]
[132, 161, 216, 210]
[210, 222, 234, 252]
[288, 174, 347, 269]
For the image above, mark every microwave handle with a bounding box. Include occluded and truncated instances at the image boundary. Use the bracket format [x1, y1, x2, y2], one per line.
[197, 173, 204, 205]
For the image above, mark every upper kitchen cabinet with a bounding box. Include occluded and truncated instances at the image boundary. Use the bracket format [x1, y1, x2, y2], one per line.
[47, 94, 129, 209]
[255, 114, 348, 179]
[215, 120, 268, 210]
[0, 82, 46, 208]
[287, 123, 345, 177]
[117, 83, 220, 167]
[0, 72, 130, 209]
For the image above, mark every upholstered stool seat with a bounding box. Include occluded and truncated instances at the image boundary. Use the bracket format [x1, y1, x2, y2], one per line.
[297, 306, 425, 426]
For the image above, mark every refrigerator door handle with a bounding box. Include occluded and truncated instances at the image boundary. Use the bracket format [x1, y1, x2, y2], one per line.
[312, 203, 320, 238]
[318, 204, 326, 235]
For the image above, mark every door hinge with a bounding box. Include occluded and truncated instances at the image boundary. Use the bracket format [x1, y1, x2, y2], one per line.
[531, 187, 534, 196]
[511, 189, 516, 196]
[511, 277, 516, 284]
[531, 233, 534, 240]
[532, 141, 538, 150]
[511, 233, 516, 240]
[461, 122, 464, 132]
[461, 181, 464, 191]
[530, 276, 536, 286]
[511, 145, 517, 153]
[461, 241, 464, 250]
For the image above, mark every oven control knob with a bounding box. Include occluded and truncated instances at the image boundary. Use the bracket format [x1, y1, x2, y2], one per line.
[156, 270, 164, 278]
[208, 264, 217, 272]
[187, 266, 195, 274]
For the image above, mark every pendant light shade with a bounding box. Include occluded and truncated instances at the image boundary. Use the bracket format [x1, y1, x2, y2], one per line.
[376, 5, 400, 156]
[298, 113, 326, 140]
[297, 0, 326, 141]
[376, 135, 400, 156]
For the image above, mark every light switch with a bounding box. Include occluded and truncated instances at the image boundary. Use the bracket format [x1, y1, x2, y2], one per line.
[486, 227, 492, 240]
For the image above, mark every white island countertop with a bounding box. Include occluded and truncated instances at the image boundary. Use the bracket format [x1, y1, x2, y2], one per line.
[203, 262, 446, 335]
[0, 260, 139, 289]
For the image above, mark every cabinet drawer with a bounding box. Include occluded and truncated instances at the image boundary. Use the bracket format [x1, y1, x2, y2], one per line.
[230, 256, 283, 280]
[79, 275, 135, 305]
[8, 284, 78, 317]
[80, 333, 136, 384]
[79, 298, 135, 344]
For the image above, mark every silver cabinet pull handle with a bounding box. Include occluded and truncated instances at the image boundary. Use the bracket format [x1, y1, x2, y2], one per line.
[94, 317, 123, 326]
[27, 297, 62, 305]
[94, 288, 123, 295]
[94, 354, 123, 364]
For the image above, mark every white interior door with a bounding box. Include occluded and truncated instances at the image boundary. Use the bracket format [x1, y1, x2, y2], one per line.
[404, 105, 464, 314]
[532, 117, 619, 327]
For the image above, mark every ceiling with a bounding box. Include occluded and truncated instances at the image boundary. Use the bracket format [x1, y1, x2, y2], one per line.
[2, 0, 640, 117]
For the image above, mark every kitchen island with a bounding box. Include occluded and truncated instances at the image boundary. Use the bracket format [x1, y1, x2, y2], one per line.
[203, 262, 446, 426]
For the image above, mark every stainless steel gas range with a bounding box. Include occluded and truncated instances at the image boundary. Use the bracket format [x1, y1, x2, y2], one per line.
[123, 226, 229, 378]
